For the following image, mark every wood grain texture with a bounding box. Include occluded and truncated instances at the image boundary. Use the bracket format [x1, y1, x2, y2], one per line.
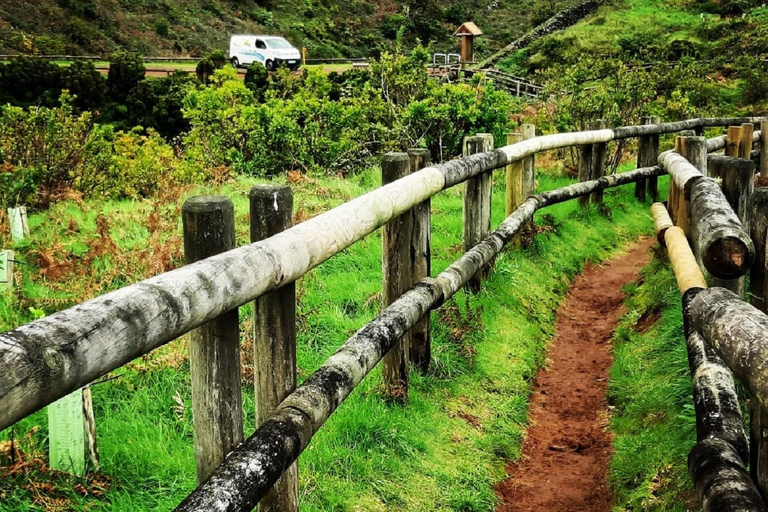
[462, 136, 492, 293]
[708, 157, 755, 296]
[408, 148, 432, 374]
[183, 196, 243, 486]
[250, 185, 298, 512]
[381, 152, 413, 401]
[750, 188, 768, 312]
[689, 177, 754, 280]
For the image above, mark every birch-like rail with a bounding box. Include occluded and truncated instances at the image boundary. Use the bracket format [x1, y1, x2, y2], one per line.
[3, 118, 760, 431]
[658, 146, 755, 279]
[682, 289, 762, 511]
[174, 166, 664, 512]
[689, 287, 768, 408]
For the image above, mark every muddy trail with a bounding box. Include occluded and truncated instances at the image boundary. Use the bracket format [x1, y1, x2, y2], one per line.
[495, 237, 656, 511]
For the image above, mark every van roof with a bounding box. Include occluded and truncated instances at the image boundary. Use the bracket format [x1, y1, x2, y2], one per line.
[230, 35, 287, 39]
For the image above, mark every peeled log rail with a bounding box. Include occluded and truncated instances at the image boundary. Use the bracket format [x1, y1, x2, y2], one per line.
[651, 203, 707, 292]
[689, 178, 755, 280]
[0, 117, 761, 431]
[688, 438, 768, 512]
[651, 202, 673, 245]
[174, 165, 664, 512]
[689, 287, 768, 408]
[682, 289, 749, 462]
[682, 289, 760, 511]
[706, 130, 761, 154]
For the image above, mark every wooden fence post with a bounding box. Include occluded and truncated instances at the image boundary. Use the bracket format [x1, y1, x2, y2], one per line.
[506, 132, 524, 247]
[726, 126, 742, 157]
[578, 123, 593, 209]
[675, 135, 706, 238]
[250, 185, 299, 512]
[740, 123, 755, 159]
[750, 188, 768, 312]
[761, 120, 768, 179]
[636, 116, 660, 201]
[182, 196, 243, 486]
[749, 185, 768, 492]
[709, 157, 755, 297]
[0, 250, 12, 289]
[522, 124, 536, 199]
[590, 119, 608, 206]
[462, 135, 492, 293]
[7, 206, 29, 242]
[382, 152, 413, 401]
[408, 148, 432, 374]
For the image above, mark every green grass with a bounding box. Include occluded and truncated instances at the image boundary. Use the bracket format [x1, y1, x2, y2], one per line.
[608, 250, 702, 511]
[1, 166, 659, 511]
[563, 0, 709, 54]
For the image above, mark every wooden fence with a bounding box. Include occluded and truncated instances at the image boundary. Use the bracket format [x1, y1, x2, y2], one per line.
[1, 116, 765, 511]
[651, 121, 768, 511]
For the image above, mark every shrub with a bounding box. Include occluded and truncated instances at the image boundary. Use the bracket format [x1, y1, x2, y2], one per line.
[126, 71, 197, 140]
[208, 50, 227, 69]
[196, 58, 216, 83]
[107, 51, 145, 102]
[155, 18, 170, 37]
[62, 61, 107, 111]
[244, 62, 269, 101]
[736, 56, 768, 105]
[0, 57, 64, 107]
[0, 93, 94, 207]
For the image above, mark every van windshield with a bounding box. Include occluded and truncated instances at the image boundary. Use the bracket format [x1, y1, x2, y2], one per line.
[266, 38, 293, 49]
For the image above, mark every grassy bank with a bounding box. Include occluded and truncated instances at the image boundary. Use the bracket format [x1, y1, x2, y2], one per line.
[608, 247, 702, 510]
[2, 167, 657, 511]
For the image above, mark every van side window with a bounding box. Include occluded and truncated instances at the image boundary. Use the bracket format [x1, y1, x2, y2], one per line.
[256, 39, 266, 49]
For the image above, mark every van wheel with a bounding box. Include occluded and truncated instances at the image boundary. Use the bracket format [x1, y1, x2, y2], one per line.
[265, 60, 275, 71]
[230, 57, 240, 68]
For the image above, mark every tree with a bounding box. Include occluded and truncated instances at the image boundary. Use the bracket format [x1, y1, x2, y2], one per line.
[108, 51, 146, 102]
[62, 61, 107, 111]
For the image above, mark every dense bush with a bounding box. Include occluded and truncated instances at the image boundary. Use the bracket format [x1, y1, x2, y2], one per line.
[61, 61, 107, 111]
[0, 57, 64, 107]
[0, 93, 94, 207]
[0, 93, 183, 209]
[108, 51, 145, 102]
[125, 71, 197, 140]
[736, 56, 768, 105]
[182, 48, 517, 178]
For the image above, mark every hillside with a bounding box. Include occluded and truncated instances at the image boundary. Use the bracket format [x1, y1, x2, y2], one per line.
[501, 0, 768, 75]
[0, 0, 581, 59]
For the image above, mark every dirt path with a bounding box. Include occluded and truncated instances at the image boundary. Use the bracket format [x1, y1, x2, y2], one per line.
[495, 237, 656, 512]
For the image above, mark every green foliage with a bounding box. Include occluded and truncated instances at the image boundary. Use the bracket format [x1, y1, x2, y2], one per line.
[207, 49, 227, 69]
[244, 62, 269, 101]
[183, 49, 517, 178]
[107, 51, 146, 102]
[0, 94, 93, 208]
[0, 93, 183, 208]
[125, 71, 196, 140]
[735, 56, 768, 105]
[61, 61, 107, 111]
[195, 58, 216, 83]
[155, 18, 170, 37]
[0, 57, 64, 107]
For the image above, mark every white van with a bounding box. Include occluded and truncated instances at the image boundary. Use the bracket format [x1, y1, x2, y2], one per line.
[229, 35, 302, 71]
